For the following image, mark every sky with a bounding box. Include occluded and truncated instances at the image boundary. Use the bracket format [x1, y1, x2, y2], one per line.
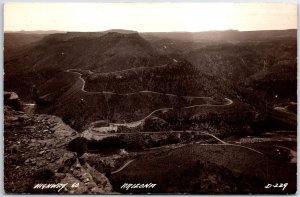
[4, 2, 298, 32]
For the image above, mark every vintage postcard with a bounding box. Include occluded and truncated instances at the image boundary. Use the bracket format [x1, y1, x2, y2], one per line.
[3, 2, 297, 194]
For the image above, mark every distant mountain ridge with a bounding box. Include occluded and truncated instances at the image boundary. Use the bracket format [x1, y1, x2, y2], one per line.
[5, 30, 67, 34]
[141, 29, 297, 42]
[5, 31, 170, 73]
[6, 29, 296, 43]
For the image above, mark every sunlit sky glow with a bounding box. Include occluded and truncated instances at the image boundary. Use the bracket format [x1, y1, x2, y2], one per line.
[4, 3, 297, 32]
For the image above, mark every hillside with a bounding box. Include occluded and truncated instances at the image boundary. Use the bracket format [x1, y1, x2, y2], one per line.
[6, 32, 170, 73]
[35, 67, 233, 131]
[4, 33, 48, 60]
[4, 32, 171, 101]
[83, 60, 231, 97]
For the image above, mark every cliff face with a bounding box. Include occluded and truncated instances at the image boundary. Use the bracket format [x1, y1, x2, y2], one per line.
[4, 101, 114, 194]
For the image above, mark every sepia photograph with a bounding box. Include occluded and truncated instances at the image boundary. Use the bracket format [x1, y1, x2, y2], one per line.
[3, 2, 297, 194]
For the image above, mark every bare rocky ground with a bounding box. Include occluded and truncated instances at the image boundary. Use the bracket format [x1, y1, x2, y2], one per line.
[4, 106, 114, 194]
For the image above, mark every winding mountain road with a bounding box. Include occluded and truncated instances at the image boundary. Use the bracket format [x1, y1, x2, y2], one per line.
[65, 69, 234, 127]
[110, 98, 232, 128]
[67, 69, 224, 99]
[111, 159, 135, 175]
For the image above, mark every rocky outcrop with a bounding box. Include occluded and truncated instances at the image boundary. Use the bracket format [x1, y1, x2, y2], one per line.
[4, 91, 22, 111]
[67, 137, 88, 157]
[58, 154, 114, 194]
[4, 106, 114, 194]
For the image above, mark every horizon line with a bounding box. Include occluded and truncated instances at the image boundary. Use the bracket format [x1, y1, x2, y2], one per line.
[4, 28, 297, 34]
